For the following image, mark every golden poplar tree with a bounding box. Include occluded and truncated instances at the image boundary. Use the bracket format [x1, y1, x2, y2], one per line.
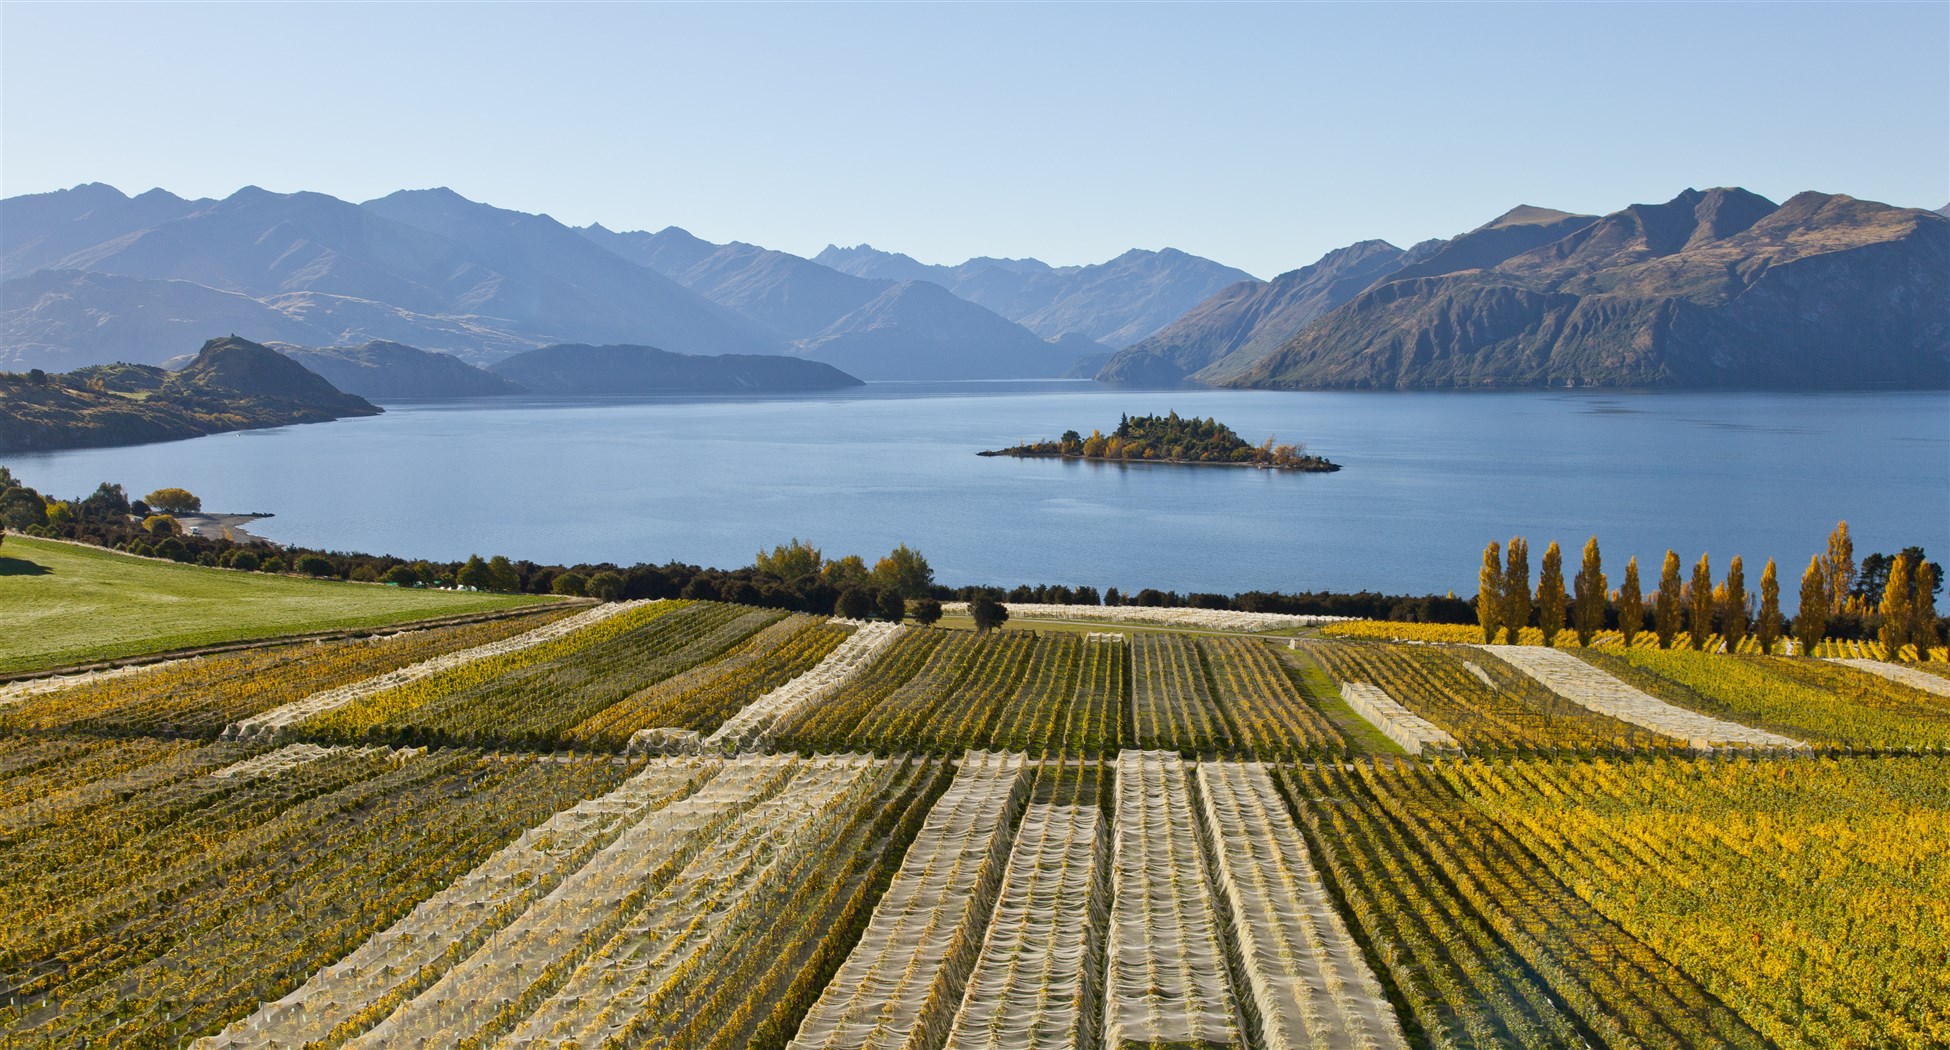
[1823, 520, 1855, 616]
[1880, 554, 1916, 659]
[1537, 542, 1567, 646]
[1756, 558, 1781, 655]
[1572, 537, 1606, 647]
[1654, 550, 1683, 649]
[1721, 556, 1748, 652]
[1502, 537, 1530, 644]
[1477, 540, 1503, 644]
[1617, 556, 1644, 647]
[1688, 554, 1714, 651]
[1795, 555, 1828, 656]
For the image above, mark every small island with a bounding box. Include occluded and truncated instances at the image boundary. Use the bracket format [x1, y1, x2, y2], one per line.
[979, 410, 1340, 472]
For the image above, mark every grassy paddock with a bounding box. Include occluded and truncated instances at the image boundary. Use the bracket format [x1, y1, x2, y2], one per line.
[0, 535, 560, 675]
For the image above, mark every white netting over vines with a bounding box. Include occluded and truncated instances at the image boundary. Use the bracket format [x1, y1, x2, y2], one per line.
[1195, 762, 1409, 1050]
[701, 621, 902, 753]
[221, 601, 648, 743]
[1831, 658, 1950, 698]
[499, 755, 884, 1048]
[1460, 659, 1499, 690]
[208, 743, 354, 781]
[195, 757, 720, 1049]
[942, 803, 1107, 1050]
[0, 655, 198, 707]
[1480, 645, 1803, 748]
[789, 751, 1030, 1050]
[340, 754, 813, 1048]
[1338, 682, 1458, 756]
[1103, 750, 1244, 1050]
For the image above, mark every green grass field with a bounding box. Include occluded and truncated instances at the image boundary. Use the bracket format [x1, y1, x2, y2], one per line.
[0, 536, 562, 675]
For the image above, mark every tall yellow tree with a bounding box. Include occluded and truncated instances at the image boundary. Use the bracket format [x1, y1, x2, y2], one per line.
[1572, 537, 1606, 647]
[1880, 554, 1916, 659]
[1477, 540, 1503, 643]
[1688, 554, 1714, 651]
[1654, 551, 1683, 649]
[1823, 520, 1855, 617]
[1795, 555, 1828, 656]
[1616, 556, 1644, 647]
[1537, 542, 1567, 646]
[1721, 556, 1748, 652]
[1756, 558, 1781, 655]
[1502, 538, 1531, 644]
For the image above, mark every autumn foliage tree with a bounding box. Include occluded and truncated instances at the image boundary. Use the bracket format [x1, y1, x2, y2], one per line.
[1537, 542, 1568, 645]
[1721, 556, 1748, 652]
[1824, 521, 1855, 616]
[1616, 557, 1644, 647]
[1913, 561, 1941, 661]
[1478, 541, 1503, 643]
[1572, 537, 1605, 647]
[142, 487, 201, 514]
[1501, 538, 1530, 644]
[1756, 559, 1781, 655]
[1654, 551, 1682, 649]
[1796, 556, 1829, 655]
[1879, 554, 1916, 659]
[1688, 554, 1714, 651]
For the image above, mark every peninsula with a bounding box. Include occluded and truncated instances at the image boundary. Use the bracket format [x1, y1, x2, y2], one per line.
[979, 411, 1340, 471]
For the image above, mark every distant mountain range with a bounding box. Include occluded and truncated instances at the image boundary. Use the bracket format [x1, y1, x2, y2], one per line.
[1104, 189, 1948, 389]
[811, 244, 1257, 348]
[579, 225, 1089, 379]
[3, 182, 1942, 391]
[0, 183, 1244, 382]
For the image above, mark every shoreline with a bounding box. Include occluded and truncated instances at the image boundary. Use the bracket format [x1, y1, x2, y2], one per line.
[175, 512, 276, 544]
[976, 449, 1341, 472]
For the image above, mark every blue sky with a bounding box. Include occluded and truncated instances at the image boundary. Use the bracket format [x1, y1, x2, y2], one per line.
[3, 1, 1944, 277]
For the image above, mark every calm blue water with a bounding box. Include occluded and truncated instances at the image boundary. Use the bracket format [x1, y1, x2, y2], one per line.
[7, 383, 1946, 598]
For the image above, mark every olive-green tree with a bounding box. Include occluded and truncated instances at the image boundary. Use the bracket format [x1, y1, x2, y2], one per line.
[754, 538, 822, 581]
[1912, 561, 1940, 661]
[871, 543, 935, 599]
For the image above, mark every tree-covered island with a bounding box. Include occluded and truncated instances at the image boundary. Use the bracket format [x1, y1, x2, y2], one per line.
[979, 410, 1340, 471]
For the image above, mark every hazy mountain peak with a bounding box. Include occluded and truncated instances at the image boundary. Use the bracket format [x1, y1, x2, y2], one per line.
[1481, 204, 1584, 230]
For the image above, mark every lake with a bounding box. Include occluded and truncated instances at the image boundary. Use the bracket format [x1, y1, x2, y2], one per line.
[7, 383, 1945, 599]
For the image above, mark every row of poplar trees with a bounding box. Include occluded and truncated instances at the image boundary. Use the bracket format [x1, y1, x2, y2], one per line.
[1475, 525, 1942, 660]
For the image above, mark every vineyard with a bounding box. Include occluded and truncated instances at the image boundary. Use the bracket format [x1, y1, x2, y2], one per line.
[7, 591, 1947, 1048]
